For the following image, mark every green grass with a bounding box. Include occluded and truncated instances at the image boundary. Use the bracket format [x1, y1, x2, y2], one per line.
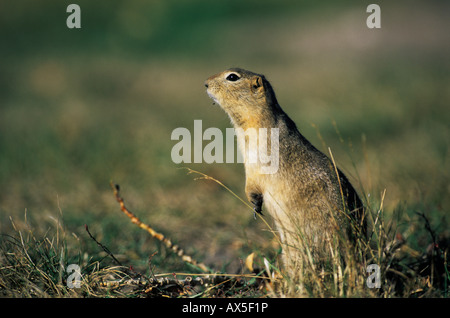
[1, 174, 448, 297]
[0, 0, 449, 297]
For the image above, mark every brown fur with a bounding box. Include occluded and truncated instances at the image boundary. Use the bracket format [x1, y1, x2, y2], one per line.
[205, 68, 365, 279]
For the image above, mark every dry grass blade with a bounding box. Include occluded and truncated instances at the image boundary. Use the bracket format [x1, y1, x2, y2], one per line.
[182, 168, 282, 246]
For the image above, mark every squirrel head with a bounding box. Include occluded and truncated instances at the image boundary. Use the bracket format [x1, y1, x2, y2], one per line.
[205, 68, 279, 125]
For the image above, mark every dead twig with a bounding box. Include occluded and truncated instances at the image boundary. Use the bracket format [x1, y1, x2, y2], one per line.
[110, 182, 210, 273]
[85, 224, 123, 267]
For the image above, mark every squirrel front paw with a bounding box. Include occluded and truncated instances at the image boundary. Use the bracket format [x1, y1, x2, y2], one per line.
[249, 192, 263, 217]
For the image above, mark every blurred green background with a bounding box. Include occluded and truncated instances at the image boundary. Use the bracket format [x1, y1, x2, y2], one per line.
[1, 0, 449, 272]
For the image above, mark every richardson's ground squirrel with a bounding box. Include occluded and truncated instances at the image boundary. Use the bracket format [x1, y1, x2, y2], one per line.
[205, 68, 366, 280]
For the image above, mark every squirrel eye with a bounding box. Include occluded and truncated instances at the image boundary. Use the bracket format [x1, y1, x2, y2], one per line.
[226, 73, 240, 82]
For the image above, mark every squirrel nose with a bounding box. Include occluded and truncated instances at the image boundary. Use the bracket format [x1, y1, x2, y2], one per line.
[204, 82, 209, 88]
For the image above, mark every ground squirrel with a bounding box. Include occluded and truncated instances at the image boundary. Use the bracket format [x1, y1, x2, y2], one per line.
[205, 68, 365, 279]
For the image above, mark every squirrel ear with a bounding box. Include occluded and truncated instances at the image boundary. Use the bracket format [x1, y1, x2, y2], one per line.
[251, 76, 264, 93]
